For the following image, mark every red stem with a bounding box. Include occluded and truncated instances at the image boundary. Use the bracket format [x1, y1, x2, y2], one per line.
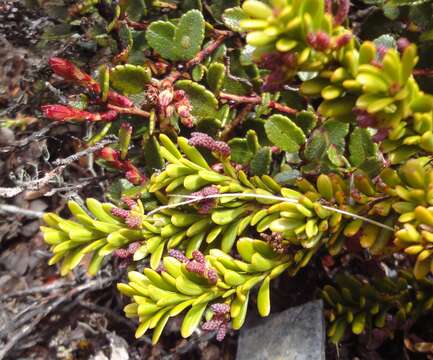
[107, 104, 150, 118]
[185, 34, 231, 69]
[413, 69, 433, 77]
[219, 92, 298, 115]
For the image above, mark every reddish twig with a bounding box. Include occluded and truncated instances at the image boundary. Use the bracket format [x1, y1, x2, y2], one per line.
[413, 69, 433, 77]
[107, 104, 150, 118]
[124, 18, 149, 30]
[219, 92, 298, 115]
[185, 33, 232, 69]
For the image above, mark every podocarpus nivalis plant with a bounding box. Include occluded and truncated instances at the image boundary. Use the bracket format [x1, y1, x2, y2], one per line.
[39, 0, 433, 346]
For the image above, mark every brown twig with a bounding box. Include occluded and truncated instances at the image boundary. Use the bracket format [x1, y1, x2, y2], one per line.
[0, 137, 117, 199]
[219, 92, 298, 116]
[0, 274, 117, 360]
[162, 331, 218, 360]
[413, 69, 433, 77]
[220, 104, 254, 141]
[163, 31, 233, 84]
[0, 280, 76, 300]
[107, 104, 150, 118]
[185, 33, 232, 69]
[53, 135, 117, 166]
[124, 18, 149, 30]
[0, 122, 58, 153]
[0, 166, 66, 199]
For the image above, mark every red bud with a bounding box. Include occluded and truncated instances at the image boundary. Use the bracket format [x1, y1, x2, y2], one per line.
[100, 110, 118, 122]
[335, 33, 352, 49]
[107, 90, 134, 108]
[307, 31, 331, 52]
[48, 57, 100, 92]
[397, 37, 411, 53]
[42, 105, 117, 122]
[159, 88, 174, 108]
[42, 104, 95, 122]
[99, 147, 120, 162]
[124, 162, 146, 185]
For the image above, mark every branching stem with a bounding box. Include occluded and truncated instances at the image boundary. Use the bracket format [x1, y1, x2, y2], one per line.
[219, 92, 298, 115]
[147, 193, 394, 231]
[107, 104, 150, 118]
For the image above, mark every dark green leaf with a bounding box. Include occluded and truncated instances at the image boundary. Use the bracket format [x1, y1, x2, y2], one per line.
[250, 147, 272, 175]
[228, 138, 254, 164]
[349, 128, 377, 167]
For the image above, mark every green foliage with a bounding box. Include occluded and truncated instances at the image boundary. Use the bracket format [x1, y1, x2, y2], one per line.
[175, 80, 218, 120]
[146, 10, 205, 61]
[264, 114, 306, 153]
[38, 0, 433, 348]
[110, 64, 151, 94]
[118, 238, 291, 343]
[322, 270, 433, 343]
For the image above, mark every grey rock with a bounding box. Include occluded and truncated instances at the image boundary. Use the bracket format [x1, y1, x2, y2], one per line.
[0, 128, 15, 146]
[236, 300, 325, 360]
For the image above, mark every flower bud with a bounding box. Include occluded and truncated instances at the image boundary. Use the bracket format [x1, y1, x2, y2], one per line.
[122, 196, 137, 209]
[173, 90, 186, 102]
[335, 33, 352, 49]
[307, 31, 331, 52]
[125, 164, 145, 185]
[99, 147, 120, 162]
[111, 207, 130, 219]
[192, 250, 206, 264]
[189, 133, 231, 157]
[397, 37, 411, 53]
[48, 57, 100, 92]
[159, 88, 174, 108]
[41, 104, 94, 122]
[202, 318, 224, 331]
[186, 260, 207, 276]
[211, 303, 230, 315]
[114, 249, 130, 258]
[334, 0, 350, 26]
[207, 268, 219, 284]
[216, 322, 228, 341]
[176, 103, 192, 118]
[127, 242, 141, 254]
[107, 90, 134, 108]
[125, 214, 142, 229]
[168, 250, 189, 263]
